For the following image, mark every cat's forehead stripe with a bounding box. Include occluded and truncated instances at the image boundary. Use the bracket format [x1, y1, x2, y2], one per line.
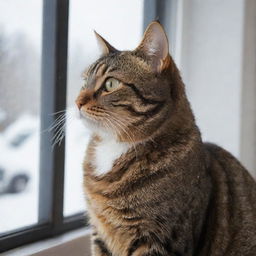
[92, 62, 102, 76]
[88, 61, 108, 77]
[88, 61, 99, 75]
[106, 66, 118, 73]
[95, 63, 108, 77]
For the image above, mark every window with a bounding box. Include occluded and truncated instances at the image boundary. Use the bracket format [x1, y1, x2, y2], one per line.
[0, 0, 74, 251]
[0, 0, 42, 234]
[0, 0, 144, 252]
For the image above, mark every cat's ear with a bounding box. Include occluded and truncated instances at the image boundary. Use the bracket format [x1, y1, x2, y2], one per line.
[94, 30, 118, 56]
[136, 21, 169, 72]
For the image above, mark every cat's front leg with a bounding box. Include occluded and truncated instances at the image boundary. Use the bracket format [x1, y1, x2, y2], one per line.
[128, 247, 171, 256]
[91, 231, 112, 256]
[127, 239, 181, 256]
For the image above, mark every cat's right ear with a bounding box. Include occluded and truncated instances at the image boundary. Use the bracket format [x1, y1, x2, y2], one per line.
[94, 31, 118, 56]
[135, 21, 170, 73]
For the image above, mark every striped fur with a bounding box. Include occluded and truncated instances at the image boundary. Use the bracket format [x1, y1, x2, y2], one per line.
[76, 22, 256, 256]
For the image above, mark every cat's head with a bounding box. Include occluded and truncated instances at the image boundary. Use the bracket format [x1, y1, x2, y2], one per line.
[76, 21, 186, 143]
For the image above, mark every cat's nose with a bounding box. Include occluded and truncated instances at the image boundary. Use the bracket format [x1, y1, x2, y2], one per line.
[76, 98, 89, 110]
[76, 99, 83, 110]
[76, 91, 93, 110]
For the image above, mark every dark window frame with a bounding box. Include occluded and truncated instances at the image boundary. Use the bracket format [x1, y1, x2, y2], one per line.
[0, 0, 169, 252]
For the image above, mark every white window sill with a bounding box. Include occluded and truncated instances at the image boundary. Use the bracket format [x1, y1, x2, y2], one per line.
[2, 228, 92, 256]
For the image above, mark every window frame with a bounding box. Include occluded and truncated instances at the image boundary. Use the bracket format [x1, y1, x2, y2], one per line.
[0, 0, 87, 252]
[0, 0, 159, 252]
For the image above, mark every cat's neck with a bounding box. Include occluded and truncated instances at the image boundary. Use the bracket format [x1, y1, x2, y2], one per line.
[91, 133, 131, 176]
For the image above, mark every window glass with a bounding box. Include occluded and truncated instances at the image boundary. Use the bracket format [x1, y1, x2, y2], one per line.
[0, 0, 42, 233]
[64, 0, 143, 216]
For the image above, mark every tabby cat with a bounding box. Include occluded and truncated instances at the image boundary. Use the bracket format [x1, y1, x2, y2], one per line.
[76, 22, 256, 256]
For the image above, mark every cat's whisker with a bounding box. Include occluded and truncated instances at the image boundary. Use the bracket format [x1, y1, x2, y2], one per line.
[105, 116, 137, 159]
[50, 111, 73, 148]
[109, 113, 141, 140]
[52, 126, 65, 148]
[106, 118, 127, 146]
[50, 119, 65, 135]
[40, 113, 66, 134]
[51, 125, 65, 148]
[104, 118, 123, 142]
[49, 110, 67, 116]
[98, 110, 139, 158]
[58, 126, 66, 146]
[108, 115, 138, 159]
[103, 118, 118, 137]
[111, 113, 157, 145]
[46, 113, 66, 132]
[50, 120, 66, 142]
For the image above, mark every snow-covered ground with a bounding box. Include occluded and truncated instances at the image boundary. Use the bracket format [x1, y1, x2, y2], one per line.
[0, 109, 90, 233]
[0, 182, 38, 232]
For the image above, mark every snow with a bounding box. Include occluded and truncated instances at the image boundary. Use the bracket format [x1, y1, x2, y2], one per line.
[0, 182, 38, 232]
[0, 109, 91, 233]
[0, 108, 6, 123]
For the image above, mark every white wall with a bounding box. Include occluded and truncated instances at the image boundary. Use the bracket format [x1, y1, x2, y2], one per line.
[175, 0, 245, 159]
[240, 0, 256, 175]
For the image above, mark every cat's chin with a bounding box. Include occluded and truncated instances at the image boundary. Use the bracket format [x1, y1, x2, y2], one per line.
[80, 112, 116, 140]
[80, 113, 98, 130]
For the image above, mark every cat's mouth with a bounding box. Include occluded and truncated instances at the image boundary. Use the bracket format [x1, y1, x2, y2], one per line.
[78, 105, 134, 142]
[79, 106, 114, 135]
[80, 106, 107, 123]
[80, 108, 103, 125]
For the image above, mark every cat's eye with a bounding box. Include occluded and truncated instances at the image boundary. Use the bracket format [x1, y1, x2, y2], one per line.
[104, 78, 121, 92]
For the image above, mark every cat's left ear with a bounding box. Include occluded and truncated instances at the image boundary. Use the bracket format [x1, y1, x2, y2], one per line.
[94, 30, 118, 56]
[136, 21, 170, 72]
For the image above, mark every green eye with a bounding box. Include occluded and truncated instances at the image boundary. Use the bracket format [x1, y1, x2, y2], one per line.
[105, 78, 121, 92]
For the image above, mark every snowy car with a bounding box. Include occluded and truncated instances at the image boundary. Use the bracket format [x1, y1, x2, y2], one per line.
[0, 110, 90, 194]
[0, 115, 39, 193]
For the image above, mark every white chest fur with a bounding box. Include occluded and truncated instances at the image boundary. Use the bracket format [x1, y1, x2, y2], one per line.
[93, 137, 130, 176]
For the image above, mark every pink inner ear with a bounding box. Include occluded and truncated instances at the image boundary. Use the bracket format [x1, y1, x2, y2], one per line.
[94, 30, 118, 56]
[136, 22, 169, 72]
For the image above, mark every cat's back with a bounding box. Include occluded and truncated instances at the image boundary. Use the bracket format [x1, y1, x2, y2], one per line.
[201, 143, 256, 255]
[204, 142, 256, 204]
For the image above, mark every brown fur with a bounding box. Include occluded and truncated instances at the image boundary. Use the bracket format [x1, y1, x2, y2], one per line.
[76, 22, 256, 255]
